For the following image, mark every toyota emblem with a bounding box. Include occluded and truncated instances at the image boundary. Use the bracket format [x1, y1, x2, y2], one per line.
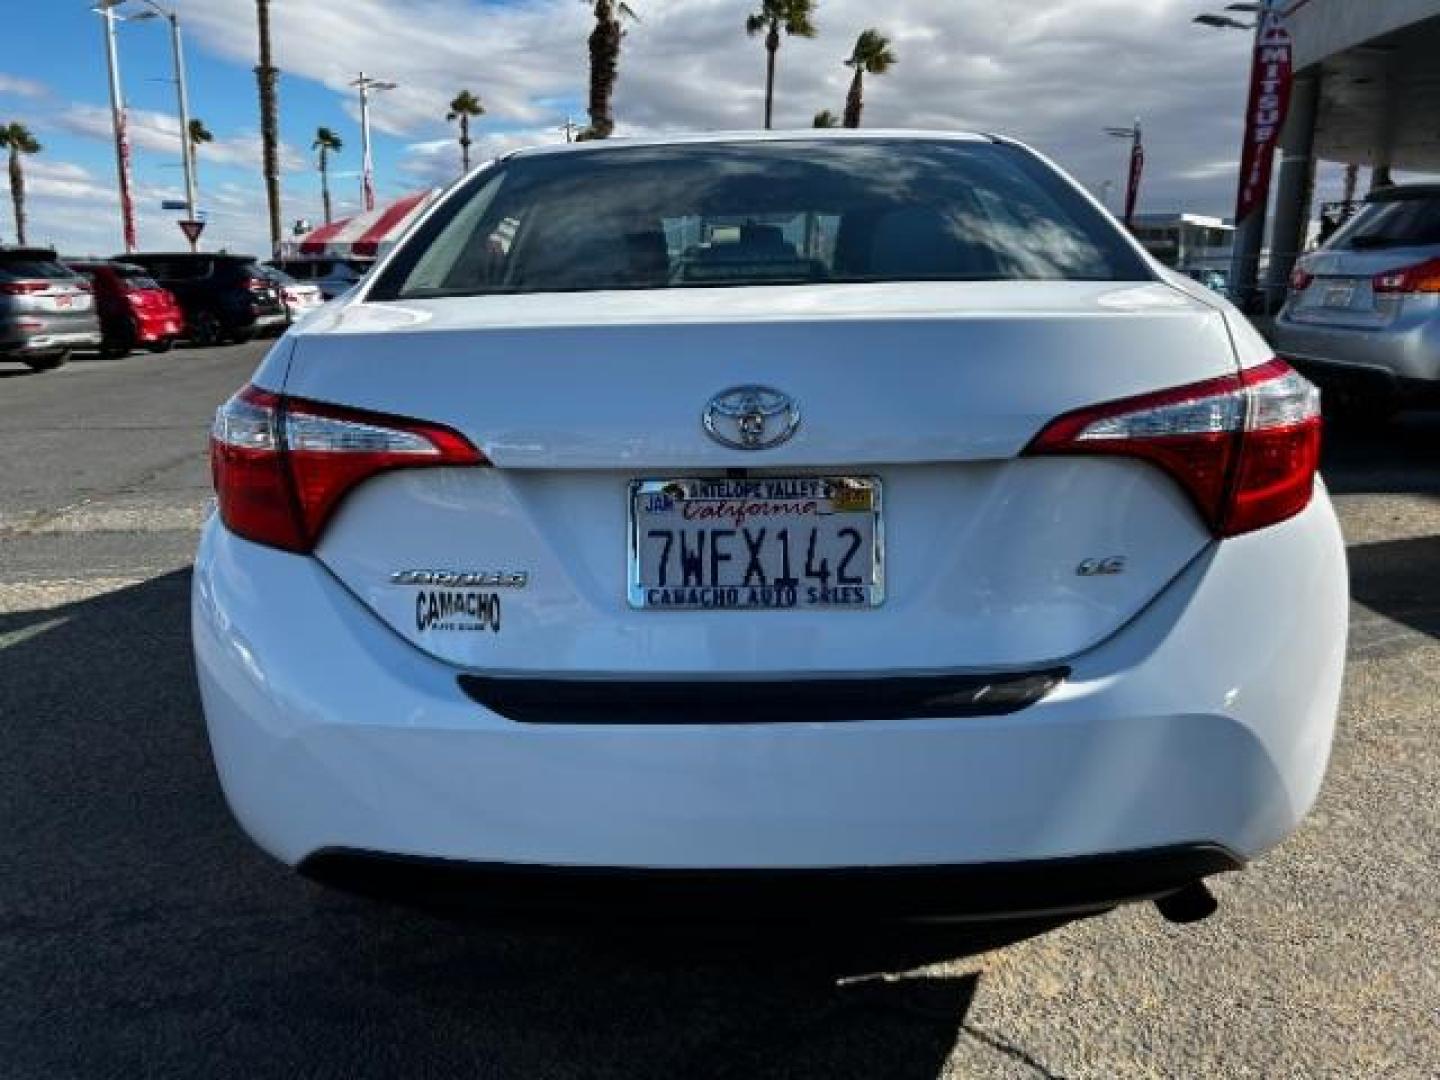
[702, 386, 801, 451]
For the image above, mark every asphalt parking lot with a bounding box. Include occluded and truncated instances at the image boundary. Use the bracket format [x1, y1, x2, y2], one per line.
[2, 343, 1437, 1078]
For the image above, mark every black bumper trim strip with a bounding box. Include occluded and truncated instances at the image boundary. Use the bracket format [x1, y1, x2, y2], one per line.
[456, 669, 1069, 725]
[300, 844, 1244, 921]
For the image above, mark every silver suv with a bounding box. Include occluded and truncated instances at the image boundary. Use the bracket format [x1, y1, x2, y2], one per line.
[1274, 184, 1440, 417]
[0, 248, 103, 372]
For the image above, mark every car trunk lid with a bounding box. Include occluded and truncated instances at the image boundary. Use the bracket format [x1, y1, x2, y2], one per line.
[277, 280, 1237, 673]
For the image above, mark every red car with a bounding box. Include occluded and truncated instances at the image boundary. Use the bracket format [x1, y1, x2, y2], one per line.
[66, 260, 185, 356]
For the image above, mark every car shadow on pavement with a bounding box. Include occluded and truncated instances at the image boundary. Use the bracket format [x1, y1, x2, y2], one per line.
[1321, 410, 1440, 496]
[0, 570, 1071, 1080]
[1348, 534, 1440, 643]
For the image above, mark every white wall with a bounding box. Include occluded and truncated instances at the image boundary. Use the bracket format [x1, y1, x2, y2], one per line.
[1289, 0, 1440, 70]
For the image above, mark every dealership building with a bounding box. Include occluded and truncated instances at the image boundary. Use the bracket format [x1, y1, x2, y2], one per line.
[1264, 0, 1440, 299]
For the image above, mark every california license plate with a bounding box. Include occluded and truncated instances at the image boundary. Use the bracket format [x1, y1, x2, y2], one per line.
[1323, 282, 1356, 308]
[628, 477, 884, 610]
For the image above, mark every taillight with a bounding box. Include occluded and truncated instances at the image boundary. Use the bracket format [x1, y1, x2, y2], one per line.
[1372, 257, 1440, 295]
[0, 281, 48, 295]
[210, 385, 486, 552]
[245, 277, 271, 294]
[1025, 358, 1322, 537]
[1289, 263, 1315, 292]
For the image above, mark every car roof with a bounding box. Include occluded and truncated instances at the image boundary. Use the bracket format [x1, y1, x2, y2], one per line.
[71, 261, 151, 275]
[1368, 184, 1440, 203]
[121, 251, 258, 261]
[0, 246, 60, 261]
[503, 129, 997, 161]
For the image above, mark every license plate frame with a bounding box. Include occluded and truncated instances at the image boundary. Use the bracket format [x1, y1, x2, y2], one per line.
[627, 476, 885, 611]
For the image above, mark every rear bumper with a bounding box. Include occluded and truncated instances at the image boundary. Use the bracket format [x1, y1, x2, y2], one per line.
[1283, 355, 1440, 404]
[0, 329, 102, 355]
[300, 843, 1244, 921]
[134, 316, 183, 342]
[1272, 310, 1440, 388]
[193, 494, 1347, 880]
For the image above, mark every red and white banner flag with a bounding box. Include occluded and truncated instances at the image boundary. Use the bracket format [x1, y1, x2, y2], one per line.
[117, 108, 136, 253]
[1235, 8, 1294, 223]
[1124, 136, 1144, 229]
[361, 147, 376, 213]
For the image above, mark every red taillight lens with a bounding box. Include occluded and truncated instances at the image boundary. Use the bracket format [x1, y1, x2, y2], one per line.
[1372, 256, 1440, 295]
[0, 280, 48, 295]
[1025, 359, 1322, 537]
[210, 385, 486, 552]
[1289, 263, 1315, 292]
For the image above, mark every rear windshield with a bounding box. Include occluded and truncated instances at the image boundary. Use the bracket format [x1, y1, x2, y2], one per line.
[127, 257, 258, 281]
[372, 139, 1150, 300]
[1330, 194, 1440, 251]
[126, 257, 205, 281]
[0, 258, 75, 282]
[112, 263, 162, 288]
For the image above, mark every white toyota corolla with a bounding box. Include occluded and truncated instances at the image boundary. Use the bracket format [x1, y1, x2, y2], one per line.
[194, 132, 1347, 922]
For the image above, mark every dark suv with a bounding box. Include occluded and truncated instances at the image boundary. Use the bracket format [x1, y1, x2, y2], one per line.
[119, 253, 286, 346]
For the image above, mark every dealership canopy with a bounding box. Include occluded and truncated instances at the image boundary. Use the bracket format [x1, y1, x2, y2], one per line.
[281, 190, 439, 261]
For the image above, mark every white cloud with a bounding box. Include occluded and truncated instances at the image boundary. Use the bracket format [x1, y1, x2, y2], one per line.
[0, 72, 48, 100]
[3, 159, 111, 203]
[172, 0, 1278, 214]
[17, 0, 1436, 256]
[56, 103, 306, 174]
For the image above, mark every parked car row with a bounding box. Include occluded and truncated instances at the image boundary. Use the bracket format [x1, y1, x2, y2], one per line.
[120, 252, 286, 347]
[1, 247, 355, 373]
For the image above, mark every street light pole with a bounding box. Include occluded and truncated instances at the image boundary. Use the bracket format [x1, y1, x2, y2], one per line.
[1105, 118, 1144, 229]
[134, 1, 200, 248]
[351, 73, 397, 213]
[95, 1, 137, 253]
[164, 8, 197, 228]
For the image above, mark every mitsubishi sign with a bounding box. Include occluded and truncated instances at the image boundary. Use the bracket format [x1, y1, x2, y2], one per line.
[1235, 10, 1294, 223]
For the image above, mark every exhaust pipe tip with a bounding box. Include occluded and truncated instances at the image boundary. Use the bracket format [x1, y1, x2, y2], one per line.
[1154, 881, 1218, 925]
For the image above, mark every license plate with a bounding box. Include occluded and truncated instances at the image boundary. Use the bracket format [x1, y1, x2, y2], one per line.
[629, 477, 884, 610]
[54, 294, 72, 309]
[1323, 282, 1356, 308]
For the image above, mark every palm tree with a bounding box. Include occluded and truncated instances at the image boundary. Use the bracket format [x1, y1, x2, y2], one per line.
[578, 1, 638, 141]
[746, 0, 817, 130]
[0, 122, 41, 246]
[812, 110, 839, 129]
[312, 126, 342, 224]
[254, 0, 282, 255]
[446, 91, 485, 174]
[188, 118, 213, 156]
[843, 30, 897, 129]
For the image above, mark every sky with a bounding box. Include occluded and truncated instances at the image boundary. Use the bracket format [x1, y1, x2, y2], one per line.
[0, 0, 1403, 257]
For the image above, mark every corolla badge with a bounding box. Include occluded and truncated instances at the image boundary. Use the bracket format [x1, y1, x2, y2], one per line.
[703, 386, 801, 451]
